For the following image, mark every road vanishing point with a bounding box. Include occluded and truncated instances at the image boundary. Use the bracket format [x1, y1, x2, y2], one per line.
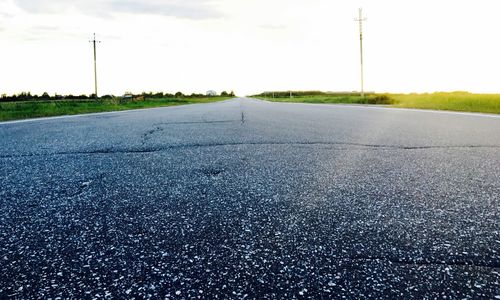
[1, 98, 499, 299]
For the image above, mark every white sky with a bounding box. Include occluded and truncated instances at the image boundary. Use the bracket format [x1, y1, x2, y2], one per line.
[1, 0, 499, 96]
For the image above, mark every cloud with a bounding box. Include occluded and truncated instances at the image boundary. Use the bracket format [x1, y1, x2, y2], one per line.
[0, 12, 14, 18]
[259, 24, 287, 31]
[17, 25, 75, 41]
[12, 0, 223, 20]
[31, 25, 60, 32]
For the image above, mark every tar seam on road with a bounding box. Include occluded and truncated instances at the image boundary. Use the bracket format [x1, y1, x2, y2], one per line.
[141, 120, 239, 145]
[1, 142, 499, 159]
[154, 120, 238, 126]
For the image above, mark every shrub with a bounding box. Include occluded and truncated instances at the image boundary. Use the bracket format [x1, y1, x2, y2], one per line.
[366, 94, 394, 105]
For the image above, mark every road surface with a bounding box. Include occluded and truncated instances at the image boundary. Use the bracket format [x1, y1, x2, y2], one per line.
[1, 98, 499, 299]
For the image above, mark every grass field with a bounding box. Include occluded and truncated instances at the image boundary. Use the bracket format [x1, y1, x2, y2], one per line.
[390, 92, 500, 114]
[259, 93, 393, 105]
[0, 97, 231, 121]
[2, 92, 499, 121]
[258, 92, 500, 114]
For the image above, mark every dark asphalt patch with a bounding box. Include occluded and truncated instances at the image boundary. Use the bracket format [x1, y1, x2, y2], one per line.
[0, 99, 499, 299]
[1, 144, 499, 299]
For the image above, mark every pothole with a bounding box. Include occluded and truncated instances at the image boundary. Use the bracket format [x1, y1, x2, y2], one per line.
[200, 168, 225, 178]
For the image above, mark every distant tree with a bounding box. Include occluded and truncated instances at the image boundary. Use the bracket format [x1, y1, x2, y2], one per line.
[221, 91, 229, 97]
[1, 93, 12, 102]
[175, 92, 184, 98]
[229, 91, 235, 97]
[153, 92, 164, 98]
[41, 92, 50, 100]
[16, 92, 31, 101]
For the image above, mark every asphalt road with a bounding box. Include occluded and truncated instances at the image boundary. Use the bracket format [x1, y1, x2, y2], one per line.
[1, 98, 499, 299]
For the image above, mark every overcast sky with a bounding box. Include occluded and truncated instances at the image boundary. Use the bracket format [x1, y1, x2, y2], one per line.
[1, 0, 499, 96]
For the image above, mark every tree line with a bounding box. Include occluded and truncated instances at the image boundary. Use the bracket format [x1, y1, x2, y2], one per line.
[0, 91, 235, 102]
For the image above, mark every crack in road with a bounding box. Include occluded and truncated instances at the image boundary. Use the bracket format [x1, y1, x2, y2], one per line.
[1, 142, 499, 159]
[141, 120, 240, 145]
[141, 126, 164, 146]
[155, 120, 237, 125]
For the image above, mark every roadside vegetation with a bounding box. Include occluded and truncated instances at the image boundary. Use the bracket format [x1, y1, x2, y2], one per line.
[390, 92, 500, 114]
[256, 91, 393, 105]
[254, 91, 500, 114]
[0, 91, 234, 121]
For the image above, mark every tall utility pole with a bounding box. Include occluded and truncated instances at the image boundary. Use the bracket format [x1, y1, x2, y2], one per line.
[355, 8, 367, 97]
[90, 33, 101, 100]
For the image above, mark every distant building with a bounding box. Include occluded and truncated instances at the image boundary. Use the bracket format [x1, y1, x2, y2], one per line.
[122, 93, 133, 100]
[206, 90, 217, 96]
[122, 93, 144, 101]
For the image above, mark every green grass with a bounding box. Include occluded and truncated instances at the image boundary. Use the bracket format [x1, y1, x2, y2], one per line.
[3, 92, 499, 121]
[258, 93, 394, 105]
[391, 92, 500, 114]
[257, 92, 500, 114]
[0, 97, 231, 121]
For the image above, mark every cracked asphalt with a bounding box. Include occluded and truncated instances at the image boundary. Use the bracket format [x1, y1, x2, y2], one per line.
[0, 98, 499, 299]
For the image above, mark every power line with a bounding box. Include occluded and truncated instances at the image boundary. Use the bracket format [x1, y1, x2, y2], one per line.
[355, 8, 367, 98]
[89, 33, 101, 100]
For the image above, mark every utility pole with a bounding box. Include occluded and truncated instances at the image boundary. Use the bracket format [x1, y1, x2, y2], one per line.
[355, 8, 367, 98]
[90, 33, 101, 100]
